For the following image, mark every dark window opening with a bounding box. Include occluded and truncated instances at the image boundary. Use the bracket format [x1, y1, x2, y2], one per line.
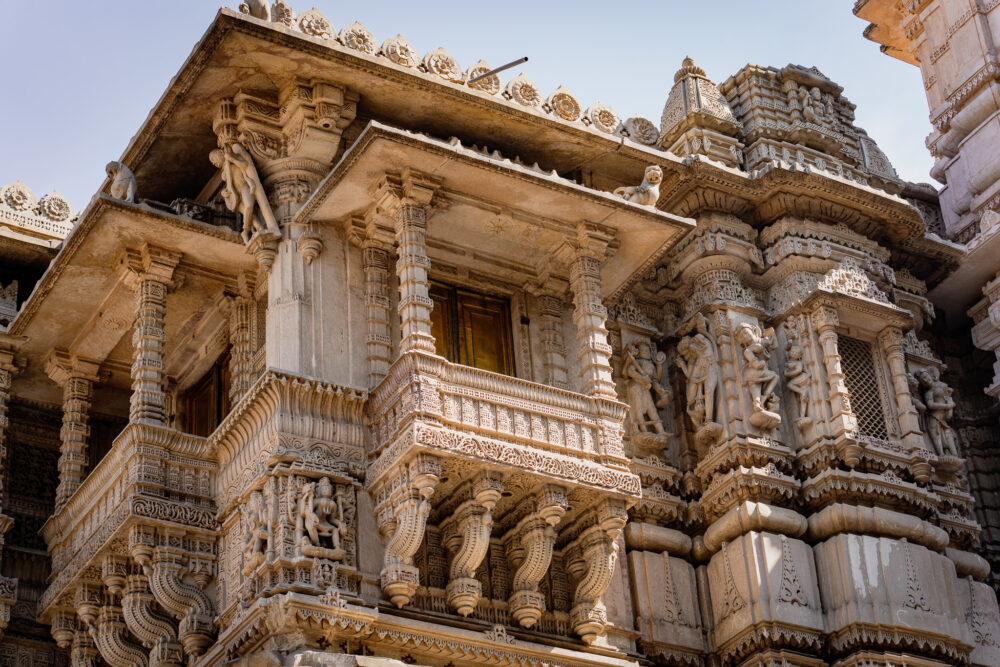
[429, 282, 514, 376]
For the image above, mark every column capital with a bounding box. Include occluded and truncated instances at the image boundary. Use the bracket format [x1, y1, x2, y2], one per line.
[116, 243, 181, 291]
[44, 349, 102, 387]
[371, 169, 443, 216]
[0, 334, 25, 380]
[810, 302, 840, 331]
[877, 325, 905, 350]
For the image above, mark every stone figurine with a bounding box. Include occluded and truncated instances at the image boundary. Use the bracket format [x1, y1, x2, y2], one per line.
[623, 339, 669, 436]
[784, 342, 812, 426]
[916, 367, 959, 458]
[297, 477, 348, 560]
[735, 322, 781, 430]
[105, 161, 137, 203]
[239, 0, 271, 20]
[242, 490, 270, 572]
[676, 313, 721, 444]
[613, 165, 662, 206]
[209, 141, 281, 244]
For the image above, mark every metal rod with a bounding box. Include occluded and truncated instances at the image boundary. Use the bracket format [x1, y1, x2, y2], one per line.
[468, 57, 529, 84]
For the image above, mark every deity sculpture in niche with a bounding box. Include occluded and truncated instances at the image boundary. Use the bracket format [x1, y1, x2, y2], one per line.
[622, 338, 671, 456]
[735, 322, 781, 430]
[242, 489, 270, 573]
[209, 141, 281, 243]
[613, 165, 662, 206]
[916, 367, 960, 462]
[297, 477, 348, 561]
[676, 313, 722, 445]
[784, 341, 812, 429]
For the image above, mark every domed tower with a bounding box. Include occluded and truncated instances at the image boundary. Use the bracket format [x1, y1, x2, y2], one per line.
[658, 57, 744, 169]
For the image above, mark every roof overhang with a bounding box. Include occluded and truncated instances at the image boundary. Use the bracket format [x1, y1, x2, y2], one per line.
[298, 122, 695, 301]
[9, 195, 254, 403]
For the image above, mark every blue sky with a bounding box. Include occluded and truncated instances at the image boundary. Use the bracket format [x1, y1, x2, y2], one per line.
[0, 1, 932, 211]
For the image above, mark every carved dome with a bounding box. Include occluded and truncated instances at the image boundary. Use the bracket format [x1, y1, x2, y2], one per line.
[659, 57, 741, 146]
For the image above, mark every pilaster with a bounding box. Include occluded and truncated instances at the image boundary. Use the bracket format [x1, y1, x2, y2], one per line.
[532, 281, 570, 389]
[117, 244, 181, 426]
[878, 326, 925, 452]
[362, 240, 393, 387]
[372, 169, 442, 356]
[810, 304, 859, 459]
[45, 350, 101, 510]
[560, 226, 616, 399]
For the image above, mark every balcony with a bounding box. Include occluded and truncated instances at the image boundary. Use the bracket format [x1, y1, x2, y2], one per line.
[365, 350, 639, 643]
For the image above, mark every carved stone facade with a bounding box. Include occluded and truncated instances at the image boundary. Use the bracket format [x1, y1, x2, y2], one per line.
[0, 3, 998, 667]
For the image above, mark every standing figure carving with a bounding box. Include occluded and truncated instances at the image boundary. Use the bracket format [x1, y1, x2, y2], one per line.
[736, 322, 782, 430]
[297, 477, 348, 561]
[623, 339, 671, 457]
[784, 341, 812, 427]
[676, 313, 721, 445]
[242, 490, 270, 573]
[105, 161, 137, 203]
[209, 142, 281, 243]
[916, 367, 959, 458]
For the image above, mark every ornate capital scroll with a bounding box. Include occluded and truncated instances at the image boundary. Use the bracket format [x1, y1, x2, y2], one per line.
[442, 472, 503, 616]
[376, 453, 441, 608]
[565, 499, 627, 644]
[505, 484, 568, 629]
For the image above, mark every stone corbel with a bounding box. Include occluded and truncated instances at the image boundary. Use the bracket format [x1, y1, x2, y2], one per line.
[442, 472, 503, 616]
[93, 604, 147, 667]
[504, 484, 568, 629]
[378, 454, 441, 608]
[121, 573, 183, 667]
[71, 627, 100, 667]
[50, 608, 77, 648]
[565, 499, 627, 644]
[129, 528, 215, 656]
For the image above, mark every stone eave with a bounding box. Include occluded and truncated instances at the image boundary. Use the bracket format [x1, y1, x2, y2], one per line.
[298, 121, 696, 302]
[114, 8, 693, 206]
[853, 0, 921, 66]
[929, 227, 1000, 325]
[7, 194, 252, 404]
[660, 156, 925, 243]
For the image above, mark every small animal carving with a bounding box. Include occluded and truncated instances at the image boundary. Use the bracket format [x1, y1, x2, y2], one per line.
[239, 0, 270, 20]
[613, 165, 662, 206]
[105, 161, 137, 203]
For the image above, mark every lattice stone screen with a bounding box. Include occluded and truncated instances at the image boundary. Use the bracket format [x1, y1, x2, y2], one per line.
[839, 334, 890, 439]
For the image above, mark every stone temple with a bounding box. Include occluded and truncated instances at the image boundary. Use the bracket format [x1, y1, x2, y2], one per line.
[0, 1, 998, 665]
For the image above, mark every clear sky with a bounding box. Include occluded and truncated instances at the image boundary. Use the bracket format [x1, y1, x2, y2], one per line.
[0, 1, 933, 211]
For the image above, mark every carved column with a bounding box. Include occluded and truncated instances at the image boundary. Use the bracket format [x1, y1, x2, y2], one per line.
[0, 346, 14, 637]
[535, 286, 570, 388]
[505, 485, 568, 629]
[45, 352, 101, 510]
[878, 326, 925, 452]
[118, 245, 180, 426]
[564, 230, 616, 399]
[373, 170, 442, 356]
[363, 240, 393, 386]
[564, 500, 628, 644]
[377, 454, 441, 608]
[228, 272, 255, 406]
[442, 473, 503, 616]
[811, 305, 858, 459]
